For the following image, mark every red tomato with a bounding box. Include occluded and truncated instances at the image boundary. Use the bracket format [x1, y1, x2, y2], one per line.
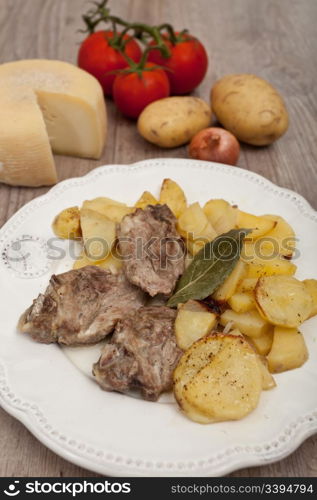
[148, 33, 208, 95]
[78, 30, 142, 96]
[113, 63, 170, 119]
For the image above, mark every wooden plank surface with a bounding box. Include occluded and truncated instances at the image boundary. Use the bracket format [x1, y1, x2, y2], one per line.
[0, 0, 316, 477]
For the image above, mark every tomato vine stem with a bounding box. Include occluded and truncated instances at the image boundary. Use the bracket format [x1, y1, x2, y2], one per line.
[81, 0, 187, 59]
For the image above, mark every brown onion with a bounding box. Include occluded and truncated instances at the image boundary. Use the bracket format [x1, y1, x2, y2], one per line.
[189, 127, 240, 166]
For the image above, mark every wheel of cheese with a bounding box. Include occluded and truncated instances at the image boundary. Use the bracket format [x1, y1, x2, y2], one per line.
[0, 59, 107, 187]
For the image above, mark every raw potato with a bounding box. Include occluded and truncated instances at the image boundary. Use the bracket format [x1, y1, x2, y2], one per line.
[159, 178, 187, 217]
[80, 208, 116, 260]
[135, 191, 158, 209]
[303, 279, 317, 318]
[175, 300, 217, 350]
[174, 333, 263, 423]
[211, 74, 289, 146]
[267, 326, 308, 373]
[82, 197, 133, 223]
[203, 199, 238, 235]
[137, 97, 211, 148]
[73, 250, 123, 273]
[213, 260, 246, 302]
[237, 210, 276, 239]
[255, 276, 313, 328]
[220, 309, 271, 338]
[52, 206, 81, 239]
[228, 292, 256, 313]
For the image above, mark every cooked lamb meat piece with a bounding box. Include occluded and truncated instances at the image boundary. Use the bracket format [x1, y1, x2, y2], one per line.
[18, 266, 146, 345]
[93, 306, 181, 401]
[117, 204, 185, 296]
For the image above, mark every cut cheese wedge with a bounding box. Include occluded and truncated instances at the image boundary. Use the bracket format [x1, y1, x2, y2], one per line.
[0, 59, 107, 187]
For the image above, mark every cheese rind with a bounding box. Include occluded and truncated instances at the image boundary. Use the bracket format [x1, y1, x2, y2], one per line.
[0, 59, 107, 187]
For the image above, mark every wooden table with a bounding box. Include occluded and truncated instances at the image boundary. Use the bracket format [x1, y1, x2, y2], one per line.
[1, 0, 316, 477]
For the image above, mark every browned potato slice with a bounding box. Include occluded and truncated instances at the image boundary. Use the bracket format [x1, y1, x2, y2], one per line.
[159, 179, 187, 217]
[220, 309, 271, 338]
[175, 300, 217, 350]
[267, 326, 308, 373]
[73, 250, 122, 273]
[174, 333, 263, 423]
[203, 199, 238, 235]
[255, 276, 313, 328]
[228, 292, 256, 313]
[237, 210, 276, 239]
[52, 206, 81, 239]
[256, 356, 276, 390]
[174, 334, 237, 422]
[224, 330, 275, 387]
[303, 279, 317, 318]
[246, 258, 297, 279]
[135, 191, 158, 209]
[213, 260, 246, 302]
[242, 242, 297, 278]
[82, 197, 133, 222]
[261, 214, 296, 258]
[80, 208, 116, 260]
[247, 328, 274, 356]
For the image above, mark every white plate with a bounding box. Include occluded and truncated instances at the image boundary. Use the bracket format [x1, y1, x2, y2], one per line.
[1, 158, 317, 477]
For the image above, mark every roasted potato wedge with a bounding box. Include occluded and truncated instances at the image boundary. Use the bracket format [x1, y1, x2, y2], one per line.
[159, 178, 187, 217]
[80, 208, 116, 260]
[203, 199, 237, 235]
[237, 210, 276, 239]
[303, 279, 317, 318]
[52, 206, 81, 240]
[82, 197, 133, 223]
[175, 300, 217, 350]
[177, 202, 217, 254]
[220, 309, 271, 338]
[213, 260, 246, 302]
[228, 292, 256, 313]
[267, 326, 308, 373]
[237, 278, 258, 293]
[247, 328, 274, 356]
[135, 191, 158, 209]
[255, 276, 313, 328]
[174, 333, 263, 423]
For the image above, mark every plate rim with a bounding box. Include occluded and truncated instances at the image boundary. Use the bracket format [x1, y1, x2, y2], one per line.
[1, 158, 317, 477]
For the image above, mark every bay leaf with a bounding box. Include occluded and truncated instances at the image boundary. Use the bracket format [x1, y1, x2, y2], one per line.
[167, 228, 250, 307]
